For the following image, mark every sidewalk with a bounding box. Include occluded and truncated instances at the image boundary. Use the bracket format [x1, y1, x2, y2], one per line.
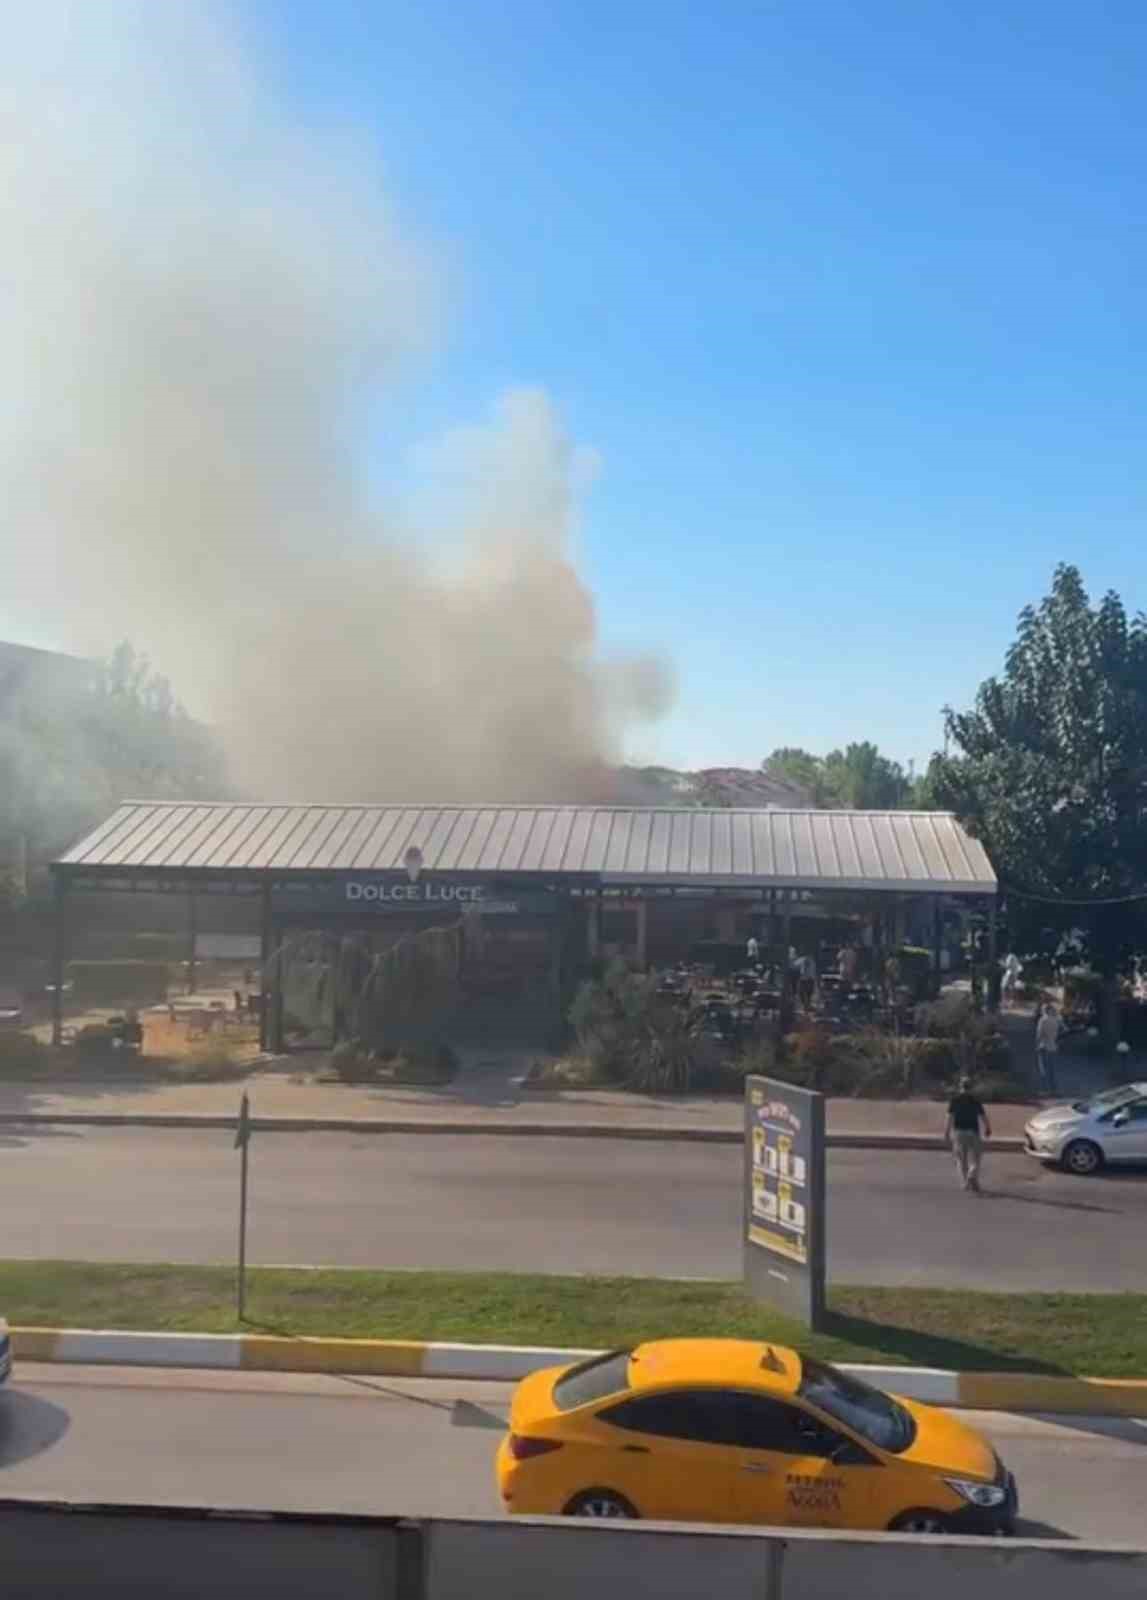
[0, 1064, 1045, 1141]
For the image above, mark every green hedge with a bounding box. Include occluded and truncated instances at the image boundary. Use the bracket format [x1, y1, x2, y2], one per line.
[67, 960, 170, 1006]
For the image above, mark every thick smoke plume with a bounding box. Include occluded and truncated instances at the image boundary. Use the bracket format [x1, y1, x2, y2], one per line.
[0, 2, 672, 802]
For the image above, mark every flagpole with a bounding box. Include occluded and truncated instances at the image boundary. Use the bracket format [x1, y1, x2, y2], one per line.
[235, 1092, 250, 1322]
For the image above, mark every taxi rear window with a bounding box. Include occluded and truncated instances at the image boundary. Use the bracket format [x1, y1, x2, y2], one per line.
[553, 1351, 632, 1411]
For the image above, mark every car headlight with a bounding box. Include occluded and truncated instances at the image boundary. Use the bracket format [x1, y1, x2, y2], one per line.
[945, 1478, 1007, 1508]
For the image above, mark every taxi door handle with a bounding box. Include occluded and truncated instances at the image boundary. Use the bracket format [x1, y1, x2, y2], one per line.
[741, 1464, 771, 1474]
[621, 1445, 649, 1454]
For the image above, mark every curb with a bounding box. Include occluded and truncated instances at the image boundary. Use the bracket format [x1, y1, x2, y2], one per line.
[0, 1110, 1026, 1151]
[10, 1328, 1145, 1415]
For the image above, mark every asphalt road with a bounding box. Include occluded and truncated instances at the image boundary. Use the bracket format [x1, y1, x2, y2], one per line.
[2, 1365, 1146, 1545]
[0, 1125, 1143, 1289]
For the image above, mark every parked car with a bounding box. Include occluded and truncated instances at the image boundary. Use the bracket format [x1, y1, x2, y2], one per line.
[497, 1339, 1017, 1535]
[0, 987, 23, 1025]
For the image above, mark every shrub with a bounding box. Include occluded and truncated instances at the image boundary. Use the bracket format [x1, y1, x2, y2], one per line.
[890, 946, 933, 1002]
[391, 1043, 459, 1085]
[179, 1040, 250, 1083]
[330, 1039, 377, 1084]
[73, 1023, 120, 1057]
[0, 1029, 50, 1077]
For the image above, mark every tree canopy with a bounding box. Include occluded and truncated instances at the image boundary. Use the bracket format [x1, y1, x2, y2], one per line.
[763, 742, 916, 810]
[934, 564, 1147, 980]
[0, 641, 229, 869]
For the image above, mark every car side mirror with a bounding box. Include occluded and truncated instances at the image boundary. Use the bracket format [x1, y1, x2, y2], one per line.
[1113, 1111, 1130, 1128]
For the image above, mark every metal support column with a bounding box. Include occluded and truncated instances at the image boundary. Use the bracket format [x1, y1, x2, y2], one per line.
[186, 886, 198, 996]
[50, 872, 68, 1047]
[259, 881, 273, 1052]
[634, 895, 648, 968]
[986, 890, 1000, 1012]
[931, 894, 943, 998]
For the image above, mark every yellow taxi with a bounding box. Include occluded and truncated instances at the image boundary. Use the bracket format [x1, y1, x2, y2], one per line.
[496, 1339, 1017, 1536]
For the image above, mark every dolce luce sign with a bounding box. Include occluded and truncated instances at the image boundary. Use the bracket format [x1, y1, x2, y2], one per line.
[346, 881, 485, 905]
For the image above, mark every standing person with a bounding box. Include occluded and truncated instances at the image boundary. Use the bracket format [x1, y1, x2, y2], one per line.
[1035, 1003, 1061, 1096]
[746, 933, 760, 967]
[1001, 951, 1023, 1008]
[945, 1076, 992, 1193]
[798, 952, 817, 1011]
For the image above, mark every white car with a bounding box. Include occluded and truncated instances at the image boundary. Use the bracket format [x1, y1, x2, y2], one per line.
[1024, 1083, 1147, 1175]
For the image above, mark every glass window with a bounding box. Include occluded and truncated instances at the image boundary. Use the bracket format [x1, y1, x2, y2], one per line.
[798, 1358, 915, 1454]
[602, 1389, 851, 1459]
[553, 1351, 632, 1411]
[601, 1390, 744, 1447]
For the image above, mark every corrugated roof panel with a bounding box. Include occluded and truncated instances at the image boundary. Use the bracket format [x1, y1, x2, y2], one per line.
[562, 809, 595, 872]
[646, 812, 673, 875]
[500, 808, 539, 872]
[261, 808, 322, 869]
[305, 808, 366, 871]
[624, 810, 653, 875]
[772, 813, 798, 878]
[157, 805, 231, 869]
[56, 803, 995, 893]
[538, 808, 575, 872]
[602, 810, 634, 874]
[667, 812, 693, 876]
[809, 813, 842, 881]
[888, 814, 929, 884]
[850, 814, 886, 883]
[518, 808, 556, 873]
[731, 813, 754, 876]
[710, 811, 733, 877]
[690, 811, 713, 877]
[791, 813, 819, 878]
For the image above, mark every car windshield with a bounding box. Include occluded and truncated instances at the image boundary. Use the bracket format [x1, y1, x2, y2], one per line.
[798, 1357, 916, 1454]
[553, 1350, 632, 1411]
[1074, 1086, 1142, 1115]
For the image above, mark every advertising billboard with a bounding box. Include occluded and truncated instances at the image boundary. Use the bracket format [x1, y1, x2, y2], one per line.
[743, 1075, 826, 1328]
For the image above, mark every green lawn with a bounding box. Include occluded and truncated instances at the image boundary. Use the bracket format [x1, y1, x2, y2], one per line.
[1, 1261, 1143, 1377]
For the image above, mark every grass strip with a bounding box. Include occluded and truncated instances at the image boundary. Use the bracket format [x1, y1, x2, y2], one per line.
[0, 1262, 1142, 1377]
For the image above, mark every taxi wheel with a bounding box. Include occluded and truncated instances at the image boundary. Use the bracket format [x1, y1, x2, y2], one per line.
[565, 1490, 638, 1520]
[1062, 1139, 1103, 1176]
[889, 1509, 953, 1535]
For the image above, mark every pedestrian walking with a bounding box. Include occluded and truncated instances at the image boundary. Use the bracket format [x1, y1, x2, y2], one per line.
[746, 934, 760, 966]
[945, 1076, 992, 1193]
[1035, 1003, 1061, 1096]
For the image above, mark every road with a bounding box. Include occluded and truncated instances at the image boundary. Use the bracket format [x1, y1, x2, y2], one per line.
[0, 1125, 1143, 1289]
[2, 1364, 1145, 1544]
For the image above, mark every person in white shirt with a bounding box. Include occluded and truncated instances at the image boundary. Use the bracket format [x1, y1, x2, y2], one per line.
[746, 935, 760, 966]
[1035, 1003, 1061, 1095]
[1001, 951, 1023, 1007]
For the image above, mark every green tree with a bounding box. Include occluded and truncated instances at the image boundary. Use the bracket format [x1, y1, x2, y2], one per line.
[934, 565, 1147, 1036]
[762, 747, 831, 804]
[0, 642, 229, 868]
[763, 742, 911, 809]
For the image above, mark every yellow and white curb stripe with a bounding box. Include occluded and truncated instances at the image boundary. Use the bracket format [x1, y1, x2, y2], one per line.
[9, 1328, 1147, 1416]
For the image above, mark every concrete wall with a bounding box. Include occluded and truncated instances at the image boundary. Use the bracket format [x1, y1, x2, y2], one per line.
[0, 1500, 398, 1600]
[4, 1498, 1147, 1600]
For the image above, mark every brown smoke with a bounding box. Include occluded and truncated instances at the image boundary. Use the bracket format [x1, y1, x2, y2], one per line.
[0, 2, 673, 802]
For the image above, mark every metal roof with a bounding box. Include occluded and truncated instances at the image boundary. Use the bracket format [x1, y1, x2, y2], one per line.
[56, 803, 996, 895]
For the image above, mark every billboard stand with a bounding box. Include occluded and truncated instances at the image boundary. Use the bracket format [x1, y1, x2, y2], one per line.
[743, 1076, 826, 1329]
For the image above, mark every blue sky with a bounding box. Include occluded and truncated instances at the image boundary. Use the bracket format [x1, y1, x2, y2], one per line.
[250, 0, 1145, 772]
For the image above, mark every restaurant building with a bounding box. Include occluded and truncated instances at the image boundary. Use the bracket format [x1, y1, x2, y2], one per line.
[50, 802, 997, 1048]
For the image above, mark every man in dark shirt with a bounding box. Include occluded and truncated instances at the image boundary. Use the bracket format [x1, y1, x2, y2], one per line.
[945, 1076, 992, 1192]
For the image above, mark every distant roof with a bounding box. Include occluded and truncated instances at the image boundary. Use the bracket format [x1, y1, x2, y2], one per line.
[57, 802, 996, 895]
[0, 641, 90, 703]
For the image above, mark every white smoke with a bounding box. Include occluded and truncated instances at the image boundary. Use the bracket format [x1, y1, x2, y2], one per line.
[0, 1, 672, 802]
